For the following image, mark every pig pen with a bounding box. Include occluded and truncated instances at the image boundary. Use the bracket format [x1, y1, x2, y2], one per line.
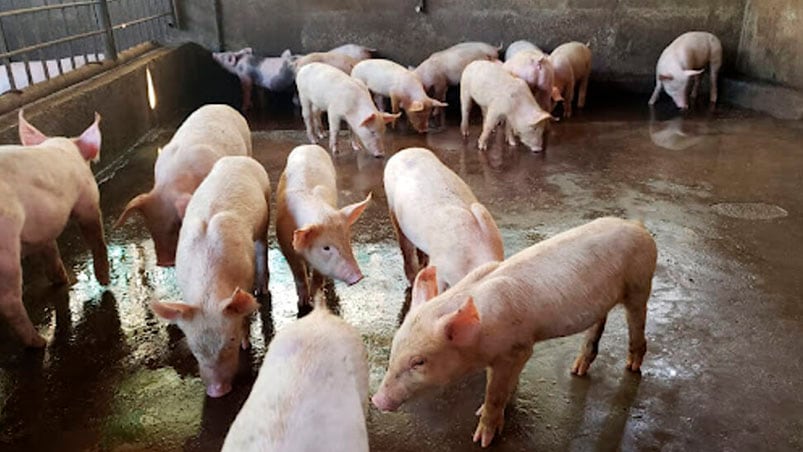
[0, 44, 802, 452]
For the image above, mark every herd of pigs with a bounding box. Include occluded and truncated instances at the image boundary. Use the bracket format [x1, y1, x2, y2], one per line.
[0, 30, 724, 450]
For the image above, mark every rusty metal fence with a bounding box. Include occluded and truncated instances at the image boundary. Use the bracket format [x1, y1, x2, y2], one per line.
[1, 0, 177, 95]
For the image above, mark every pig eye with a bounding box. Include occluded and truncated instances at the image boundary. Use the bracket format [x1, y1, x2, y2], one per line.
[410, 357, 426, 369]
[323, 245, 331, 251]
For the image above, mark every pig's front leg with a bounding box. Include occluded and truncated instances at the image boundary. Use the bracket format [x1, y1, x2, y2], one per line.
[349, 130, 362, 152]
[504, 122, 517, 147]
[434, 83, 448, 128]
[309, 269, 325, 303]
[0, 227, 46, 348]
[473, 348, 533, 448]
[76, 208, 110, 285]
[477, 110, 503, 151]
[648, 80, 662, 105]
[40, 240, 69, 285]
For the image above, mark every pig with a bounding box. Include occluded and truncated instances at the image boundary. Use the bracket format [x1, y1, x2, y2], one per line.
[384, 147, 504, 290]
[414, 42, 501, 127]
[504, 39, 542, 61]
[222, 302, 369, 452]
[293, 51, 358, 75]
[212, 48, 296, 111]
[151, 156, 270, 398]
[503, 48, 560, 112]
[351, 59, 448, 133]
[295, 62, 399, 157]
[276, 145, 372, 311]
[549, 41, 592, 118]
[329, 43, 376, 62]
[648, 31, 722, 110]
[372, 217, 657, 447]
[460, 60, 554, 153]
[115, 104, 251, 266]
[0, 111, 108, 347]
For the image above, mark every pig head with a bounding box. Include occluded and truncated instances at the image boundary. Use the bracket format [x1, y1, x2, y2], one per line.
[151, 287, 259, 397]
[352, 113, 399, 157]
[659, 69, 704, 110]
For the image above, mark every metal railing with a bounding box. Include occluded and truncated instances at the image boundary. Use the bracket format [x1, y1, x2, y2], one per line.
[0, 0, 177, 95]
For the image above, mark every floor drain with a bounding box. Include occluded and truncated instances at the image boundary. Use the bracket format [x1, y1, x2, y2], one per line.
[711, 202, 788, 220]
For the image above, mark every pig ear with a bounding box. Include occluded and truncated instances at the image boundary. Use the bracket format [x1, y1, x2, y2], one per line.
[281, 49, 292, 59]
[407, 100, 425, 112]
[174, 193, 192, 219]
[18, 110, 48, 146]
[151, 300, 196, 322]
[439, 297, 481, 347]
[360, 112, 377, 127]
[411, 266, 439, 309]
[340, 192, 372, 226]
[532, 111, 555, 126]
[658, 73, 674, 81]
[224, 288, 259, 317]
[114, 193, 150, 228]
[293, 225, 321, 251]
[429, 99, 448, 108]
[683, 69, 704, 78]
[74, 112, 102, 162]
[551, 86, 564, 102]
[382, 112, 402, 123]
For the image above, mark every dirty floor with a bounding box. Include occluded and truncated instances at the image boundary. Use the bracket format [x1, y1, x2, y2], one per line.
[0, 98, 801, 451]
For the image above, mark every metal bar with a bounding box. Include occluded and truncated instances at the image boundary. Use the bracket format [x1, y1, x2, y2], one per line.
[0, 19, 17, 92]
[0, 2, 101, 19]
[112, 12, 171, 32]
[0, 29, 107, 59]
[44, 0, 65, 76]
[95, 0, 118, 61]
[59, 0, 80, 70]
[135, 0, 147, 45]
[145, 0, 158, 42]
[169, 0, 180, 29]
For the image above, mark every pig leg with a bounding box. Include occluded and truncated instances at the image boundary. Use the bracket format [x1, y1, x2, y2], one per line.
[624, 285, 650, 372]
[373, 93, 386, 112]
[254, 239, 269, 296]
[240, 76, 253, 112]
[301, 98, 317, 144]
[40, 241, 69, 285]
[460, 84, 473, 138]
[570, 317, 607, 376]
[504, 122, 517, 147]
[75, 207, 110, 285]
[389, 210, 419, 284]
[690, 75, 701, 100]
[577, 76, 589, 109]
[473, 348, 533, 447]
[0, 220, 46, 347]
[434, 83, 448, 128]
[477, 110, 503, 151]
[349, 130, 362, 152]
[709, 58, 722, 105]
[390, 96, 400, 129]
[416, 249, 429, 268]
[563, 79, 575, 118]
[328, 113, 342, 155]
[312, 107, 326, 141]
[648, 79, 662, 105]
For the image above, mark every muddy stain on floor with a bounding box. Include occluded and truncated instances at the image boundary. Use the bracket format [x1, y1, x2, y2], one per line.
[0, 99, 801, 451]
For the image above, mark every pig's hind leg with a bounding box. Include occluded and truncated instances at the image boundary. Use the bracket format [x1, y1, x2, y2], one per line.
[648, 79, 662, 106]
[40, 240, 69, 285]
[0, 219, 46, 347]
[623, 283, 650, 372]
[570, 316, 607, 376]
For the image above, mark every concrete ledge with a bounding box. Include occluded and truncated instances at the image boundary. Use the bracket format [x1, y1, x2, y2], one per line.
[722, 78, 803, 120]
[0, 42, 240, 173]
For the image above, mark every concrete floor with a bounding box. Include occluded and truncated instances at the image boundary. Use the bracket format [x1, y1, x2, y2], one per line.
[0, 98, 801, 451]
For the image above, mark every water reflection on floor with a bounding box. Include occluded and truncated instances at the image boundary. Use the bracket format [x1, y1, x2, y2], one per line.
[1, 99, 802, 451]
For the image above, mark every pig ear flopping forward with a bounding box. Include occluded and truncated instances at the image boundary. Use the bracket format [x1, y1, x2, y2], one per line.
[340, 192, 372, 226]
[174, 193, 192, 220]
[533, 111, 558, 126]
[224, 288, 259, 317]
[438, 297, 481, 347]
[18, 110, 49, 146]
[411, 266, 439, 310]
[293, 224, 322, 251]
[151, 300, 197, 322]
[114, 193, 151, 228]
[74, 112, 102, 162]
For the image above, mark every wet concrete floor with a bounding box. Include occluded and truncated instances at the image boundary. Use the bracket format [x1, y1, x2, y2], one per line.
[1, 97, 801, 451]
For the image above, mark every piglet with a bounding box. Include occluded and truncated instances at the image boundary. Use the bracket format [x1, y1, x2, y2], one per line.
[504, 39, 542, 61]
[212, 48, 296, 111]
[115, 104, 251, 266]
[276, 145, 371, 311]
[373, 217, 657, 447]
[293, 51, 358, 75]
[648, 31, 722, 110]
[549, 41, 592, 118]
[151, 156, 270, 398]
[222, 302, 369, 452]
[384, 147, 503, 290]
[329, 43, 376, 62]
[503, 48, 560, 111]
[295, 63, 399, 157]
[0, 111, 108, 347]
[415, 42, 500, 127]
[460, 60, 554, 152]
[351, 59, 447, 133]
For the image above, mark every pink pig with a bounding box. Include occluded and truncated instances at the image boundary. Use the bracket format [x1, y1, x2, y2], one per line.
[373, 218, 657, 447]
[648, 31, 722, 110]
[549, 41, 592, 118]
[0, 111, 109, 347]
[503, 48, 560, 112]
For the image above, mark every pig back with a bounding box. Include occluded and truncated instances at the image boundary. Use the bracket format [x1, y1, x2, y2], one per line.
[281, 144, 337, 202]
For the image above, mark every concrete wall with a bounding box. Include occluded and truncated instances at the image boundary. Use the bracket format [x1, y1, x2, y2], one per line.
[737, 0, 803, 90]
[212, 0, 744, 89]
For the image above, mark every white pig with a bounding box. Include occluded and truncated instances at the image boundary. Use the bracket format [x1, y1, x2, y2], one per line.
[276, 145, 372, 310]
[212, 48, 296, 111]
[0, 111, 109, 347]
[351, 59, 448, 133]
[329, 43, 376, 62]
[414, 42, 500, 126]
[460, 60, 554, 152]
[549, 41, 592, 118]
[293, 51, 358, 75]
[295, 62, 399, 157]
[648, 31, 722, 110]
[222, 302, 369, 452]
[372, 218, 657, 447]
[504, 39, 542, 61]
[115, 104, 251, 266]
[151, 156, 270, 398]
[503, 48, 560, 112]
[384, 147, 504, 290]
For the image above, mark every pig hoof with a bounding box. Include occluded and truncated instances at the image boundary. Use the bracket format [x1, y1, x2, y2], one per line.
[25, 334, 47, 348]
[625, 354, 644, 373]
[241, 337, 250, 350]
[473, 417, 503, 448]
[571, 355, 593, 376]
[475, 404, 485, 416]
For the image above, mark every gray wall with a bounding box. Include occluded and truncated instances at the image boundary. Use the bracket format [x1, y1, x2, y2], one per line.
[737, 0, 803, 90]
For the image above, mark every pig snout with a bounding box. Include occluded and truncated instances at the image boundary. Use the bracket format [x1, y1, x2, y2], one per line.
[345, 270, 364, 286]
[372, 391, 401, 412]
[206, 381, 233, 398]
[153, 241, 177, 267]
